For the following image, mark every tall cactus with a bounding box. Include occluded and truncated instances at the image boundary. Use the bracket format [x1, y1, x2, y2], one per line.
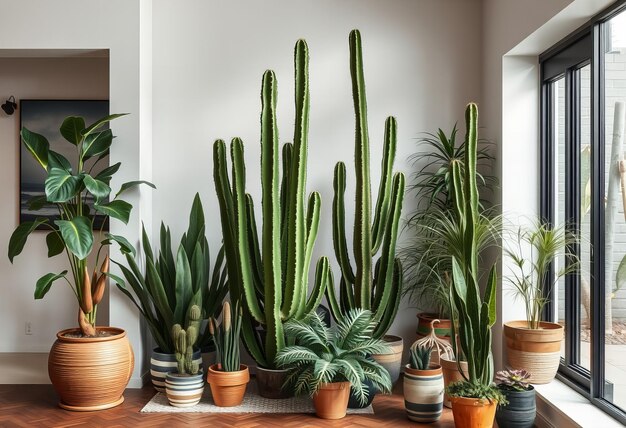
[213, 39, 331, 369]
[171, 304, 202, 375]
[326, 29, 405, 339]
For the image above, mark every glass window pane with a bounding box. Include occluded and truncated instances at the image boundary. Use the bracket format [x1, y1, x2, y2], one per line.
[603, 8, 626, 410]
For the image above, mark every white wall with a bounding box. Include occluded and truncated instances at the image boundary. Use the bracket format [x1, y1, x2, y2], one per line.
[151, 0, 483, 360]
[0, 0, 152, 387]
[0, 57, 108, 352]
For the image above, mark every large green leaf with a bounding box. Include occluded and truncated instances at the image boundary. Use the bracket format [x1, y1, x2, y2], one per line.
[45, 168, 82, 202]
[94, 200, 132, 224]
[104, 233, 136, 256]
[27, 195, 50, 211]
[21, 127, 50, 169]
[8, 218, 48, 262]
[82, 113, 127, 137]
[81, 129, 113, 161]
[83, 175, 111, 200]
[35, 271, 68, 299]
[54, 216, 93, 260]
[94, 162, 121, 185]
[60, 116, 86, 146]
[45, 232, 65, 258]
[47, 151, 72, 172]
[115, 180, 155, 198]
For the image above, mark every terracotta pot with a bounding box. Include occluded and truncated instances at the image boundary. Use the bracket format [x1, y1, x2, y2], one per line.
[48, 327, 134, 411]
[165, 372, 204, 407]
[371, 335, 403, 385]
[207, 364, 250, 407]
[440, 354, 468, 408]
[416, 313, 452, 340]
[496, 387, 536, 428]
[504, 321, 563, 384]
[150, 347, 202, 392]
[256, 366, 291, 398]
[450, 396, 497, 428]
[403, 364, 444, 422]
[313, 382, 351, 419]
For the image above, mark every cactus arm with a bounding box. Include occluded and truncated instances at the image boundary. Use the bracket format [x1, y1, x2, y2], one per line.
[295, 191, 321, 316]
[280, 142, 293, 273]
[332, 162, 356, 286]
[245, 194, 265, 297]
[324, 268, 345, 324]
[373, 258, 402, 339]
[371, 172, 405, 323]
[260, 70, 284, 367]
[371, 117, 397, 254]
[464, 103, 479, 276]
[173, 245, 192, 324]
[283, 39, 310, 319]
[349, 29, 373, 310]
[240, 311, 268, 367]
[231, 138, 265, 324]
[339, 276, 355, 313]
[301, 257, 330, 317]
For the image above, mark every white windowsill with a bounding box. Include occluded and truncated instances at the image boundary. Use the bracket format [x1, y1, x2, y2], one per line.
[534, 379, 623, 428]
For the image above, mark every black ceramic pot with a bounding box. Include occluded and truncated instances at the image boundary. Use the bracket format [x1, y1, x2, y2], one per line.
[347, 378, 378, 408]
[496, 386, 536, 428]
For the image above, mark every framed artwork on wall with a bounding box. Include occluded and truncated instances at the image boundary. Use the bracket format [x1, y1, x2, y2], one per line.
[19, 100, 110, 230]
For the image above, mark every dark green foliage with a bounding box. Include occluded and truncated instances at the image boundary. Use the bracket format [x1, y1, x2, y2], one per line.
[446, 381, 508, 404]
[209, 301, 243, 372]
[409, 345, 432, 370]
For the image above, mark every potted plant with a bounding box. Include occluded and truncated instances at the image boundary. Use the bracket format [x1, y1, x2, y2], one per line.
[495, 370, 536, 428]
[401, 126, 496, 343]
[444, 103, 505, 428]
[324, 29, 405, 393]
[276, 309, 392, 420]
[7, 113, 151, 411]
[213, 36, 331, 398]
[206, 301, 250, 407]
[111, 193, 228, 392]
[504, 221, 577, 383]
[165, 304, 205, 407]
[403, 344, 444, 423]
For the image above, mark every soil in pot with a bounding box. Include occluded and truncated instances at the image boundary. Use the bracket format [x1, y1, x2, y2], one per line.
[440, 354, 468, 408]
[207, 364, 250, 407]
[165, 372, 205, 408]
[450, 396, 497, 428]
[496, 387, 536, 428]
[48, 327, 134, 411]
[371, 335, 403, 385]
[256, 366, 292, 399]
[403, 364, 444, 423]
[313, 382, 351, 419]
[151, 347, 202, 392]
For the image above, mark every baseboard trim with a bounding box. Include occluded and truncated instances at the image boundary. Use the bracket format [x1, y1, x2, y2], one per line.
[127, 370, 150, 389]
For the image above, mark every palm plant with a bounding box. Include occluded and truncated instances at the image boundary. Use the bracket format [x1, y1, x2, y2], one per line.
[275, 309, 392, 406]
[111, 193, 228, 353]
[8, 113, 153, 336]
[505, 220, 578, 329]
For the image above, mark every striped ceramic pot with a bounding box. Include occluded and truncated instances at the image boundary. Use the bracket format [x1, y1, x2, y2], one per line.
[150, 348, 202, 392]
[403, 364, 444, 423]
[372, 335, 404, 385]
[165, 372, 205, 407]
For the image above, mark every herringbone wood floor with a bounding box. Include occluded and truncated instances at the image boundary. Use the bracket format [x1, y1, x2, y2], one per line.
[0, 383, 455, 427]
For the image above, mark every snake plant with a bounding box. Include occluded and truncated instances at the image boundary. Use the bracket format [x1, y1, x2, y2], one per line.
[446, 103, 500, 399]
[213, 38, 331, 369]
[325, 29, 405, 339]
[209, 301, 243, 372]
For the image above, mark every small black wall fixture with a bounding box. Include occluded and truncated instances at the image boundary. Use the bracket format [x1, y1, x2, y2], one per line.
[1, 96, 17, 115]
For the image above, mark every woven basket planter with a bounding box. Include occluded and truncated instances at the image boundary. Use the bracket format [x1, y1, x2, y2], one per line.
[504, 321, 563, 384]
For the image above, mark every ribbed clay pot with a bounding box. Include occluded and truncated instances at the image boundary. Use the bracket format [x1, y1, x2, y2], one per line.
[48, 327, 134, 411]
[165, 372, 205, 407]
[256, 366, 291, 398]
[450, 396, 497, 428]
[496, 387, 536, 428]
[504, 321, 564, 384]
[440, 354, 468, 408]
[207, 364, 250, 407]
[313, 382, 351, 419]
[371, 335, 403, 385]
[403, 364, 444, 423]
[150, 347, 202, 392]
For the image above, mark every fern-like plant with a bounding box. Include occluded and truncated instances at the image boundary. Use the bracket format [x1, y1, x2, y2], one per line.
[409, 344, 432, 371]
[275, 309, 392, 406]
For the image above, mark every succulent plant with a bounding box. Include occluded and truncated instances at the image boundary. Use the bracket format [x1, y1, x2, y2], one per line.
[495, 369, 531, 391]
[209, 301, 243, 372]
[171, 304, 202, 375]
[409, 344, 432, 371]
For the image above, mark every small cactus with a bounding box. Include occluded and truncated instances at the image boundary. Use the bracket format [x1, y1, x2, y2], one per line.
[170, 304, 202, 375]
[409, 344, 432, 370]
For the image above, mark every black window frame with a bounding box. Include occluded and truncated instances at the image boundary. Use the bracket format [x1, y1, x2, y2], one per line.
[540, 0, 626, 424]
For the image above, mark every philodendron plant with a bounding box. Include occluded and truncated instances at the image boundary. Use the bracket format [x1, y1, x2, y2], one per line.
[8, 114, 154, 336]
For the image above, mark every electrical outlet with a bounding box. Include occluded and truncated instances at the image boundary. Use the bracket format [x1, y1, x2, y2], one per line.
[25, 321, 32, 335]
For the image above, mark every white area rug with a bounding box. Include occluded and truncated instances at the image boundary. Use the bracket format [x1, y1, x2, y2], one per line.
[141, 381, 374, 414]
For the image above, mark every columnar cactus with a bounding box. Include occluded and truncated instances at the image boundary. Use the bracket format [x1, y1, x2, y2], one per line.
[325, 29, 405, 339]
[213, 39, 331, 368]
[171, 304, 202, 375]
